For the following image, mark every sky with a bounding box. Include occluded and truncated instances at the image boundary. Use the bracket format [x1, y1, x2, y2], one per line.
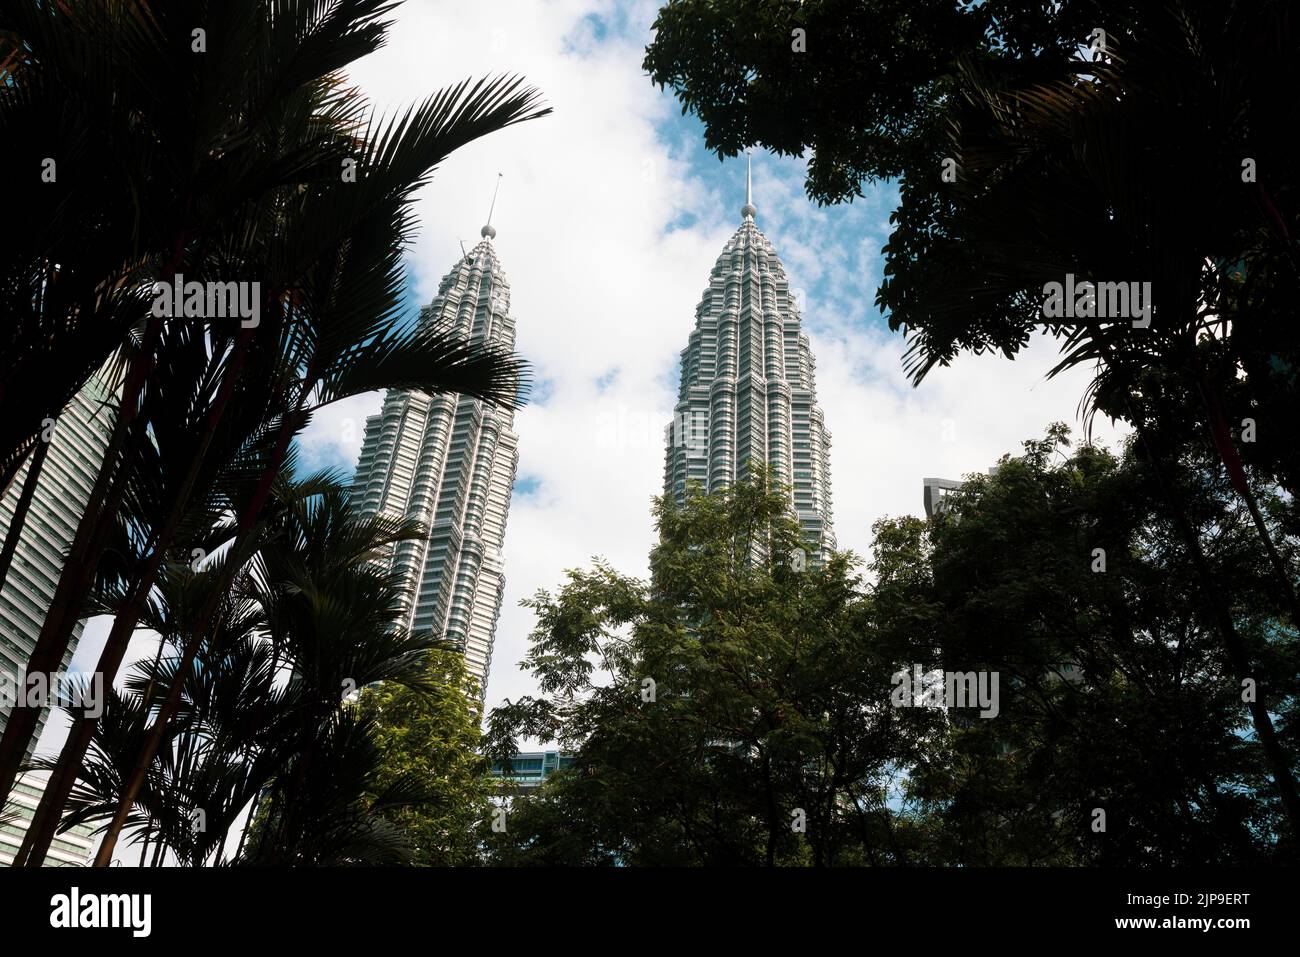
[57, 0, 1127, 746]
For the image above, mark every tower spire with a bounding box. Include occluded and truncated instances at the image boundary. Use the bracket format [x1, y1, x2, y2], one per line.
[482, 172, 502, 239]
[741, 148, 757, 221]
[666, 151, 835, 553]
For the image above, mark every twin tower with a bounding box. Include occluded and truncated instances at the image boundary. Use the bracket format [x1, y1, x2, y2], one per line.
[351, 168, 835, 700]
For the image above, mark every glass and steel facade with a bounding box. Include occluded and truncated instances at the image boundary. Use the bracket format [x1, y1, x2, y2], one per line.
[0, 774, 96, 866]
[0, 374, 114, 861]
[351, 236, 519, 700]
[0, 373, 114, 758]
[490, 750, 574, 791]
[664, 201, 835, 550]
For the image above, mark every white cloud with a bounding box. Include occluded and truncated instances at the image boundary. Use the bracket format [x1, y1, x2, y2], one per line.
[294, 0, 726, 718]
[814, 325, 1127, 555]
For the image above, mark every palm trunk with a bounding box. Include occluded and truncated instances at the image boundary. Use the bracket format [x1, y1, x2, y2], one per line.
[0, 431, 50, 594]
[15, 555, 165, 866]
[0, 220, 195, 798]
[93, 324, 284, 866]
[0, 45, 21, 81]
[93, 419, 297, 866]
[0, 442, 33, 501]
[138, 824, 152, 867]
[0, 294, 174, 805]
[20, 346, 255, 866]
[0, 406, 146, 808]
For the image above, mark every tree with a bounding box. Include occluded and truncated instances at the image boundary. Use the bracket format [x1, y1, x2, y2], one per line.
[0, 0, 548, 858]
[873, 426, 1295, 863]
[485, 472, 939, 866]
[485, 435, 1294, 866]
[359, 648, 495, 866]
[644, 0, 1091, 205]
[646, 0, 1297, 497]
[36, 475, 460, 866]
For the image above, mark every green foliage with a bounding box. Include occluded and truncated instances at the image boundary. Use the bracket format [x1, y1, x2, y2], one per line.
[486, 471, 941, 866]
[487, 438, 1295, 866]
[875, 426, 1296, 863]
[645, 0, 1300, 852]
[359, 649, 494, 866]
[644, 0, 1081, 204]
[46, 475, 474, 866]
[645, 1, 1300, 495]
[0, 0, 550, 860]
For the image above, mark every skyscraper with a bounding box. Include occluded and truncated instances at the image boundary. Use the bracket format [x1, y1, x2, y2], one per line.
[351, 223, 519, 699]
[0, 374, 114, 862]
[489, 750, 576, 795]
[664, 159, 835, 550]
[0, 774, 96, 866]
[923, 477, 963, 518]
[0, 374, 114, 759]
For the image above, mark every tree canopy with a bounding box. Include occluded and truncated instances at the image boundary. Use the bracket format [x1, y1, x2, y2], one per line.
[485, 433, 1296, 865]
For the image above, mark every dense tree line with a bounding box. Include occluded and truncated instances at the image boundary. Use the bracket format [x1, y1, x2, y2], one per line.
[484, 433, 1296, 865]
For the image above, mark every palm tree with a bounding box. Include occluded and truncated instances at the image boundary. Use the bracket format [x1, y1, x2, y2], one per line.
[35, 476, 454, 865]
[239, 707, 437, 865]
[0, 0, 547, 833]
[238, 483, 445, 863]
[87, 72, 544, 855]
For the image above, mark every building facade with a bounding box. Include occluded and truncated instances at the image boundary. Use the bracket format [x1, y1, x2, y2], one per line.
[351, 227, 519, 699]
[0, 374, 114, 861]
[0, 773, 96, 866]
[923, 477, 963, 518]
[663, 163, 835, 550]
[923, 467, 1003, 518]
[0, 374, 113, 758]
[490, 750, 574, 793]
